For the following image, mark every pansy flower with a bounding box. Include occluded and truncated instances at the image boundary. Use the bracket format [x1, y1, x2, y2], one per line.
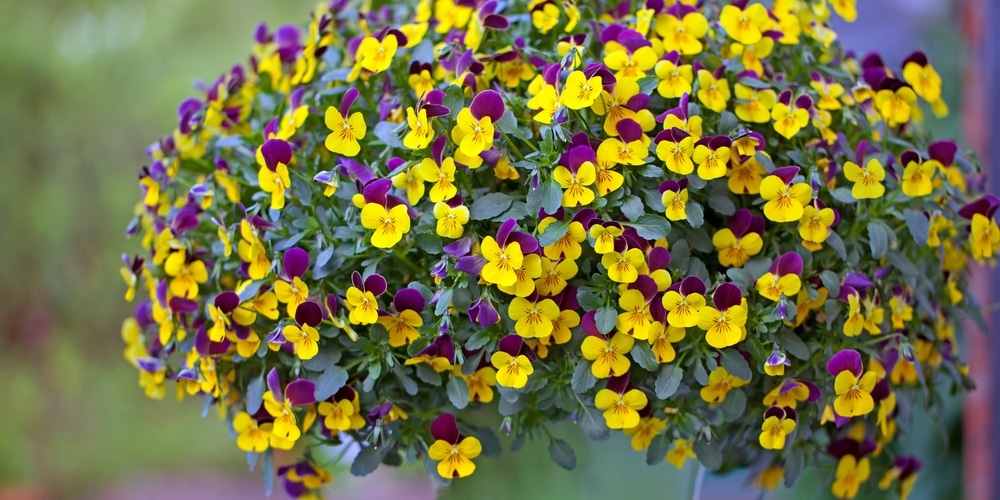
[480, 219, 539, 288]
[755, 252, 803, 303]
[647, 320, 685, 363]
[589, 221, 623, 254]
[759, 406, 797, 450]
[693, 135, 732, 180]
[419, 137, 459, 202]
[595, 373, 648, 429]
[404, 106, 435, 150]
[874, 78, 917, 127]
[733, 78, 777, 124]
[490, 335, 535, 388]
[281, 300, 322, 360]
[581, 313, 634, 378]
[428, 413, 482, 478]
[604, 43, 656, 82]
[163, 249, 208, 300]
[624, 415, 666, 451]
[359, 179, 412, 248]
[655, 128, 694, 175]
[377, 288, 426, 347]
[277, 460, 333, 499]
[325, 88, 366, 157]
[662, 277, 705, 328]
[261, 368, 317, 442]
[720, 1, 769, 44]
[318, 386, 365, 433]
[601, 246, 645, 284]
[696, 68, 731, 112]
[771, 91, 812, 139]
[760, 166, 812, 222]
[700, 365, 750, 404]
[345, 271, 386, 326]
[451, 90, 504, 157]
[592, 78, 641, 138]
[666, 438, 697, 469]
[798, 201, 837, 250]
[654, 6, 708, 55]
[509, 293, 560, 338]
[238, 217, 272, 280]
[827, 433, 877, 499]
[616, 276, 658, 339]
[713, 208, 765, 268]
[658, 179, 688, 221]
[843, 143, 886, 200]
[827, 349, 878, 417]
[654, 52, 693, 99]
[406, 334, 456, 372]
[763, 379, 822, 409]
[553, 150, 597, 208]
[255, 139, 292, 210]
[539, 208, 590, 261]
[207, 291, 239, 342]
[727, 151, 768, 195]
[879, 456, 922, 499]
[697, 283, 748, 349]
[958, 194, 1000, 261]
[273, 247, 310, 317]
[897, 150, 934, 197]
[456, 363, 497, 403]
[434, 196, 470, 239]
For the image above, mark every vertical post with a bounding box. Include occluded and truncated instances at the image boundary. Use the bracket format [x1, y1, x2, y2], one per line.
[961, 0, 994, 499]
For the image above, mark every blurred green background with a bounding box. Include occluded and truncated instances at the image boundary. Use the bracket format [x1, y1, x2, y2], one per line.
[0, 0, 966, 499]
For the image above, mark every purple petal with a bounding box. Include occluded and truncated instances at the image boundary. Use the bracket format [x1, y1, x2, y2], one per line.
[261, 139, 293, 171]
[295, 301, 323, 327]
[799, 380, 822, 403]
[341, 158, 375, 184]
[340, 87, 360, 117]
[285, 379, 317, 406]
[214, 291, 240, 313]
[326, 294, 339, 318]
[498, 334, 523, 356]
[364, 274, 387, 296]
[842, 272, 873, 290]
[615, 118, 643, 143]
[483, 14, 510, 30]
[431, 413, 461, 443]
[770, 166, 800, 184]
[267, 368, 283, 402]
[367, 402, 394, 426]
[434, 335, 456, 363]
[775, 252, 803, 277]
[169, 297, 199, 313]
[456, 255, 486, 275]
[580, 310, 600, 336]
[958, 194, 1000, 220]
[628, 275, 658, 303]
[394, 288, 426, 313]
[506, 231, 539, 254]
[351, 271, 364, 291]
[444, 237, 474, 257]
[496, 218, 517, 247]
[648, 247, 671, 270]
[363, 178, 393, 206]
[928, 140, 957, 166]
[727, 208, 752, 237]
[713, 283, 743, 310]
[283, 248, 310, 279]
[568, 145, 597, 170]
[605, 372, 630, 394]
[469, 297, 499, 327]
[470, 89, 505, 122]
[571, 208, 596, 227]
[679, 276, 706, 296]
[763, 405, 785, 420]
[826, 349, 863, 377]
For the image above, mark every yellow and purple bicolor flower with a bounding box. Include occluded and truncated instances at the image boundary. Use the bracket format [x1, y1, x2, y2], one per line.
[771, 90, 812, 140]
[595, 372, 648, 429]
[377, 287, 426, 347]
[451, 89, 505, 158]
[712, 208, 765, 268]
[325, 88, 366, 157]
[826, 434, 877, 499]
[277, 460, 332, 499]
[359, 178, 414, 249]
[207, 290, 242, 342]
[317, 385, 365, 435]
[406, 334, 456, 372]
[256, 138, 293, 210]
[467, 295, 500, 327]
[277, 300, 322, 360]
[478, 218, 540, 287]
[697, 282, 748, 349]
[616, 275, 658, 340]
[658, 178, 689, 221]
[827, 349, 877, 418]
[428, 413, 482, 478]
[763, 378, 822, 410]
[490, 334, 536, 388]
[580, 310, 634, 378]
[345, 270, 387, 326]
[273, 247, 311, 317]
[759, 405, 797, 450]
[760, 165, 812, 223]
[261, 367, 318, 443]
[662, 276, 706, 328]
[764, 344, 791, 376]
[755, 251, 803, 308]
[958, 194, 1000, 261]
[879, 455, 922, 500]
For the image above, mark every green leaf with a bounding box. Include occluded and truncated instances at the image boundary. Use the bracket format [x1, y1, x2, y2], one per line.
[826, 231, 848, 261]
[262, 449, 274, 496]
[415, 363, 442, 385]
[630, 342, 659, 371]
[720, 349, 752, 380]
[538, 220, 570, 247]
[745, 336, 768, 365]
[548, 439, 578, 470]
[629, 214, 671, 240]
[447, 375, 470, 410]
[707, 192, 736, 216]
[755, 151, 776, 172]
[720, 388, 746, 420]
[886, 249, 919, 278]
[830, 187, 856, 203]
[577, 287, 604, 311]
[655, 364, 683, 399]
[496, 110, 518, 133]
[527, 180, 564, 215]
[571, 360, 598, 393]
[637, 75, 659, 95]
[646, 434, 668, 465]
[471, 425, 502, 458]
[351, 445, 383, 477]
[246, 373, 265, 415]
[469, 192, 514, 220]
[726, 268, 753, 293]
[394, 367, 419, 396]
[579, 405, 610, 441]
[595, 306, 617, 334]
[719, 111, 738, 133]
[867, 221, 889, 258]
[314, 366, 349, 401]
[621, 195, 645, 221]
[443, 85, 465, 119]
[465, 329, 492, 351]
[902, 208, 930, 243]
[784, 447, 805, 487]
[744, 256, 772, 280]
[786, 150, 809, 167]
[373, 121, 404, 148]
[637, 165, 664, 178]
[692, 439, 723, 469]
[692, 359, 709, 385]
[686, 201, 704, 228]
[415, 232, 442, 254]
[777, 330, 810, 360]
[738, 76, 771, 89]
[819, 270, 841, 299]
[435, 289, 454, 316]
[670, 239, 690, 272]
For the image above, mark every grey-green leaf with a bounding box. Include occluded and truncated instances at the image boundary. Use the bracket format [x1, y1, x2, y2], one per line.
[720, 349, 752, 381]
[447, 375, 470, 410]
[548, 439, 577, 470]
[655, 364, 683, 399]
[469, 192, 514, 220]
